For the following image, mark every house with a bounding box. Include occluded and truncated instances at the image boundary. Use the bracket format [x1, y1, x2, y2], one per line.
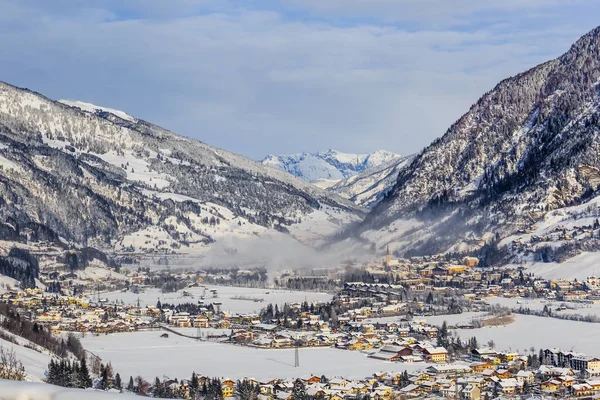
[422, 347, 447, 363]
[495, 369, 511, 379]
[399, 384, 422, 396]
[541, 380, 561, 392]
[515, 370, 534, 385]
[471, 348, 496, 362]
[461, 385, 480, 400]
[470, 362, 493, 373]
[498, 378, 520, 395]
[193, 316, 209, 328]
[221, 381, 235, 398]
[572, 383, 593, 397]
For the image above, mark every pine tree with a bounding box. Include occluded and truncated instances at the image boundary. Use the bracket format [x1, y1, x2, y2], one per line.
[127, 376, 135, 392]
[47, 359, 58, 385]
[154, 377, 164, 397]
[292, 379, 308, 400]
[105, 362, 114, 389]
[236, 379, 260, 400]
[115, 373, 122, 391]
[190, 372, 200, 399]
[206, 378, 223, 400]
[78, 356, 92, 388]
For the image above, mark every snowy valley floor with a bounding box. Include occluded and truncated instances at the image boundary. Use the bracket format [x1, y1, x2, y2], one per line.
[81, 331, 429, 381]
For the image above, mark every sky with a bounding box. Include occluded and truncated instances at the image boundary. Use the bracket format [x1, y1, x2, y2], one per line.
[0, 1, 599, 160]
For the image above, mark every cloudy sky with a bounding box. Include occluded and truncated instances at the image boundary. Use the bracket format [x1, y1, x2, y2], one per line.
[1, 1, 599, 159]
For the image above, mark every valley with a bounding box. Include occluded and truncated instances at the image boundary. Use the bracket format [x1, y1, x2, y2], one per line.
[3, 11, 600, 400]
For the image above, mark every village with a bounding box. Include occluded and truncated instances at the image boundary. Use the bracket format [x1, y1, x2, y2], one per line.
[5, 249, 600, 398]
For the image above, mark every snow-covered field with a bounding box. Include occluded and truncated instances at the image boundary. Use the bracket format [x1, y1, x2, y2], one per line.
[364, 312, 487, 326]
[82, 331, 428, 381]
[453, 314, 600, 355]
[506, 252, 600, 280]
[425, 312, 488, 326]
[0, 380, 138, 399]
[102, 285, 333, 314]
[488, 296, 600, 318]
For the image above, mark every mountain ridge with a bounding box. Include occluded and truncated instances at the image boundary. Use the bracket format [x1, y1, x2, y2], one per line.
[261, 149, 400, 183]
[351, 25, 600, 259]
[0, 81, 363, 257]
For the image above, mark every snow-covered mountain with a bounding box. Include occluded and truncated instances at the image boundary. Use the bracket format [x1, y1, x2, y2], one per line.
[328, 154, 415, 208]
[349, 25, 600, 259]
[261, 149, 400, 184]
[0, 82, 363, 257]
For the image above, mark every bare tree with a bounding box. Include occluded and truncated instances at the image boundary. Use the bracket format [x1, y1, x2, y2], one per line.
[0, 345, 26, 381]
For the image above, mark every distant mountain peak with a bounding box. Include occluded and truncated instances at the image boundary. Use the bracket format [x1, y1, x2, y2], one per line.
[261, 149, 400, 183]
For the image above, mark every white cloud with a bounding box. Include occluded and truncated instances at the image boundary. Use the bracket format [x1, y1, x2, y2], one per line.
[0, 1, 598, 159]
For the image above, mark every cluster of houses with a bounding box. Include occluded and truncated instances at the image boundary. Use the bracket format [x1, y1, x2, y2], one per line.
[162, 354, 600, 400]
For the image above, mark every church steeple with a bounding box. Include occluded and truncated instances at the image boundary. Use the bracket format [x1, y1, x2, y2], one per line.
[386, 245, 391, 269]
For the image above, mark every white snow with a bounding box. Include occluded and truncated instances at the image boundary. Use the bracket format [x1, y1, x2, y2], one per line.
[75, 266, 128, 282]
[82, 331, 429, 382]
[0, 275, 20, 293]
[453, 314, 600, 355]
[101, 285, 332, 315]
[0, 380, 139, 399]
[0, 337, 52, 382]
[140, 189, 201, 204]
[504, 252, 600, 280]
[96, 150, 172, 189]
[262, 150, 400, 183]
[0, 154, 21, 173]
[58, 100, 136, 122]
[489, 296, 600, 318]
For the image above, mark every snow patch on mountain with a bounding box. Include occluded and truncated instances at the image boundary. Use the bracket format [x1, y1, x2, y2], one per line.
[262, 149, 400, 183]
[328, 155, 415, 208]
[58, 100, 136, 122]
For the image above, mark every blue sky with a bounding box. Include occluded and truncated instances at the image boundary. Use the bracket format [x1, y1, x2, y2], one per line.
[1, 1, 599, 159]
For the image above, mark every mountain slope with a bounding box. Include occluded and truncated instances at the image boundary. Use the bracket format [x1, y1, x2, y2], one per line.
[356, 26, 600, 257]
[328, 154, 415, 208]
[261, 149, 399, 183]
[0, 82, 362, 255]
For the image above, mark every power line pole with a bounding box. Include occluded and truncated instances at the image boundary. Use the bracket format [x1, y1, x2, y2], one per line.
[294, 345, 300, 368]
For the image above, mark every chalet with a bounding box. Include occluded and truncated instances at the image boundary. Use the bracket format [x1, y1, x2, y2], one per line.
[541, 380, 561, 392]
[572, 383, 593, 397]
[498, 378, 520, 395]
[422, 347, 447, 363]
[515, 370, 534, 385]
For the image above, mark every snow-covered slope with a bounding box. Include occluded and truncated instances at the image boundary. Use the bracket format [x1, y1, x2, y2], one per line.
[261, 149, 400, 183]
[0, 82, 362, 256]
[58, 100, 136, 123]
[351, 25, 600, 257]
[0, 380, 138, 399]
[328, 154, 415, 208]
